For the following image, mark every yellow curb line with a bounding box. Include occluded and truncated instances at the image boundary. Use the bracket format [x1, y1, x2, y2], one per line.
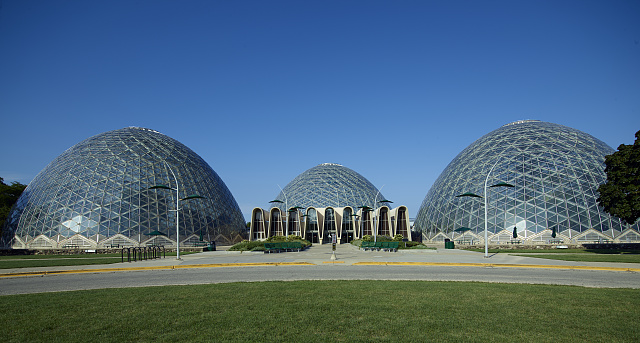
[0, 262, 315, 278]
[322, 261, 345, 264]
[353, 262, 640, 272]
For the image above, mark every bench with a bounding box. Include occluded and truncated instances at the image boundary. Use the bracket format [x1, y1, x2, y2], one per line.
[361, 241, 399, 252]
[508, 240, 521, 244]
[456, 239, 474, 245]
[548, 239, 564, 244]
[264, 242, 303, 253]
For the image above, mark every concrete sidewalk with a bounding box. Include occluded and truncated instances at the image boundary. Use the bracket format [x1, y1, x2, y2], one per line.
[2, 243, 639, 277]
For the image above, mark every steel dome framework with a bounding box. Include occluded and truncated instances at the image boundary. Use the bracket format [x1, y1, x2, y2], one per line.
[249, 163, 412, 244]
[2, 127, 246, 249]
[270, 163, 386, 212]
[415, 120, 640, 244]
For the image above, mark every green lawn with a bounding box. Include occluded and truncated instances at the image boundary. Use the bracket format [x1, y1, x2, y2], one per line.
[466, 248, 637, 254]
[513, 253, 640, 263]
[0, 252, 197, 269]
[1, 281, 638, 342]
[464, 248, 640, 263]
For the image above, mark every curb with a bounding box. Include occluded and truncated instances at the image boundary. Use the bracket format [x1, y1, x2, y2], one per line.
[2, 261, 638, 278]
[0, 262, 314, 278]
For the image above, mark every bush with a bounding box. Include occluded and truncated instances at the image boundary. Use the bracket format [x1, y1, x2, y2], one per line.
[228, 237, 312, 251]
[229, 240, 264, 251]
[393, 234, 404, 241]
[350, 238, 430, 249]
[361, 235, 393, 242]
[266, 235, 287, 242]
[377, 235, 393, 242]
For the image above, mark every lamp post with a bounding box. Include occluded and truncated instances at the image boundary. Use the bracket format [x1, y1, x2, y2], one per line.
[148, 162, 205, 260]
[456, 160, 514, 258]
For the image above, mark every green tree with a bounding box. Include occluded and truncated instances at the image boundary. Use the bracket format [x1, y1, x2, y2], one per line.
[1, 177, 28, 236]
[597, 130, 640, 225]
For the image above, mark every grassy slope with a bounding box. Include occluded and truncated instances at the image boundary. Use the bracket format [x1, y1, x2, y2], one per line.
[1, 281, 639, 342]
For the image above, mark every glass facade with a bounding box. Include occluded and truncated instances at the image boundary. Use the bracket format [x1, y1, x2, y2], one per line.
[415, 120, 640, 243]
[270, 163, 385, 211]
[2, 127, 245, 248]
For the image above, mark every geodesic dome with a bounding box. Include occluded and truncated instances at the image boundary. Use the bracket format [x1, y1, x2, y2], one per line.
[2, 127, 245, 249]
[414, 120, 640, 243]
[270, 163, 385, 211]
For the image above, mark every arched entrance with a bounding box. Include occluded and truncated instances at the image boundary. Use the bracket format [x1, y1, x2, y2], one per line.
[377, 206, 391, 237]
[287, 209, 301, 237]
[341, 207, 354, 243]
[323, 208, 337, 244]
[305, 208, 319, 244]
[269, 208, 284, 237]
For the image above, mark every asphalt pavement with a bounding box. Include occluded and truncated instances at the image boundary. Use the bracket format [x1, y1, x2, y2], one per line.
[1, 244, 639, 294]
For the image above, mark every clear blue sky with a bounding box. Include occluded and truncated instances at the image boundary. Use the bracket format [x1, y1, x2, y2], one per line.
[1, 0, 639, 221]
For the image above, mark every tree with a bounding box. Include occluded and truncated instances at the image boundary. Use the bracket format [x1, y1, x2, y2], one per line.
[1, 177, 28, 235]
[597, 130, 640, 225]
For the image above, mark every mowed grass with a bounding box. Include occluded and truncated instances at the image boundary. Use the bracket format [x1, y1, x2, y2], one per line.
[1, 281, 639, 342]
[513, 253, 640, 263]
[466, 248, 640, 263]
[0, 252, 197, 269]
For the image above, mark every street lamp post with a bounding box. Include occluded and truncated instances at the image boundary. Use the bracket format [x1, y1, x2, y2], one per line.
[149, 162, 205, 260]
[456, 160, 514, 258]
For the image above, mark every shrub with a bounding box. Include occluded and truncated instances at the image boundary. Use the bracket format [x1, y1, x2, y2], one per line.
[377, 235, 393, 242]
[229, 240, 264, 251]
[266, 235, 287, 242]
[393, 234, 404, 241]
[228, 237, 312, 251]
[286, 235, 303, 241]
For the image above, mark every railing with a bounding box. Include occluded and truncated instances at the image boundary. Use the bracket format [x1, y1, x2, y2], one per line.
[121, 246, 165, 262]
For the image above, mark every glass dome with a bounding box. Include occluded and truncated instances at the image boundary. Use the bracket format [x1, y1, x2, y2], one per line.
[414, 120, 640, 243]
[270, 163, 385, 211]
[2, 127, 245, 248]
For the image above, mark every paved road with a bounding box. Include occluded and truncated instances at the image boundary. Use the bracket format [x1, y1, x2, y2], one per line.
[2, 244, 639, 295]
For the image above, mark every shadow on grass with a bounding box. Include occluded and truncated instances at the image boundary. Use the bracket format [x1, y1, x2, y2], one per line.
[584, 249, 640, 255]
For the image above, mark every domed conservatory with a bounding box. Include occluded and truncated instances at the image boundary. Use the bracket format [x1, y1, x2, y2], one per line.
[414, 120, 640, 245]
[249, 163, 411, 244]
[2, 127, 246, 249]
